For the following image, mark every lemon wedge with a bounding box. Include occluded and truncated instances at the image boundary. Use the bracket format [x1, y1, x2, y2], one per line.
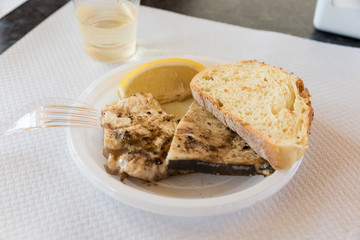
[118, 58, 206, 104]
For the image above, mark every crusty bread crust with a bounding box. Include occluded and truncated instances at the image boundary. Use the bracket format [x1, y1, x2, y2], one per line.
[190, 60, 313, 169]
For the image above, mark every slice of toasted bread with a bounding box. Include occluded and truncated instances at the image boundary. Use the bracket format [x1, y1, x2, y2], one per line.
[190, 60, 313, 169]
[166, 102, 274, 176]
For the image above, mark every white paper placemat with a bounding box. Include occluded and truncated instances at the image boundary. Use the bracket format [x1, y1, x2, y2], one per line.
[0, 0, 27, 18]
[1, 2, 360, 239]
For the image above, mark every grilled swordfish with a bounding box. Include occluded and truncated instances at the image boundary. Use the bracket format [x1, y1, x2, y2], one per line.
[166, 102, 275, 176]
[100, 93, 177, 182]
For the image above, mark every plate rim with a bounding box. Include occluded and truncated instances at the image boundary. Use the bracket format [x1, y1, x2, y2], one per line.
[66, 55, 302, 217]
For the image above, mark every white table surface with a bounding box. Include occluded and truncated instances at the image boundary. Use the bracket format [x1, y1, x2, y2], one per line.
[0, 0, 27, 19]
[1, 2, 360, 239]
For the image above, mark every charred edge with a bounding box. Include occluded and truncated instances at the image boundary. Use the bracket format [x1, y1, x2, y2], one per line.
[259, 162, 276, 174]
[167, 160, 268, 176]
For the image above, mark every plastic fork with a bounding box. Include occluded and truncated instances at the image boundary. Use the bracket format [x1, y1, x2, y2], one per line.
[0, 98, 101, 136]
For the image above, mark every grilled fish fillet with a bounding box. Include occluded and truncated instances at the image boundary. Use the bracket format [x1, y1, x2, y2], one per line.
[100, 93, 177, 182]
[166, 102, 275, 176]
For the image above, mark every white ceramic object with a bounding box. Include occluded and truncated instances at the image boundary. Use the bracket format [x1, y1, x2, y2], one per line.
[66, 56, 302, 217]
[314, 0, 360, 39]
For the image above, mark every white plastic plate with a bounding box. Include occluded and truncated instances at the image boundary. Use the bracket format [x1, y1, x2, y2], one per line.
[67, 56, 302, 217]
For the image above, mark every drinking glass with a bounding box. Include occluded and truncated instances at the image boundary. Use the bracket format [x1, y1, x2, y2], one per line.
[73, 0, 140, 62]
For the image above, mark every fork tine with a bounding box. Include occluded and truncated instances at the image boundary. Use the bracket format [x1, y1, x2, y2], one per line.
[42, 119, 99, 125]
[40, 103, 100, 124]
[41, 105, 98, 116]
[42, 105, 98, 112]
[41, 111, 99, 121]
[45, 124, 101, 129]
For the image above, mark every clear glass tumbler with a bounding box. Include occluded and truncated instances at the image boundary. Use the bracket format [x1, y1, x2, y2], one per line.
[73, 0, 140, 62]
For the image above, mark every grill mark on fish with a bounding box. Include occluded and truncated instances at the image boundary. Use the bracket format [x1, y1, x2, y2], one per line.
[166, 102, 275, 176]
